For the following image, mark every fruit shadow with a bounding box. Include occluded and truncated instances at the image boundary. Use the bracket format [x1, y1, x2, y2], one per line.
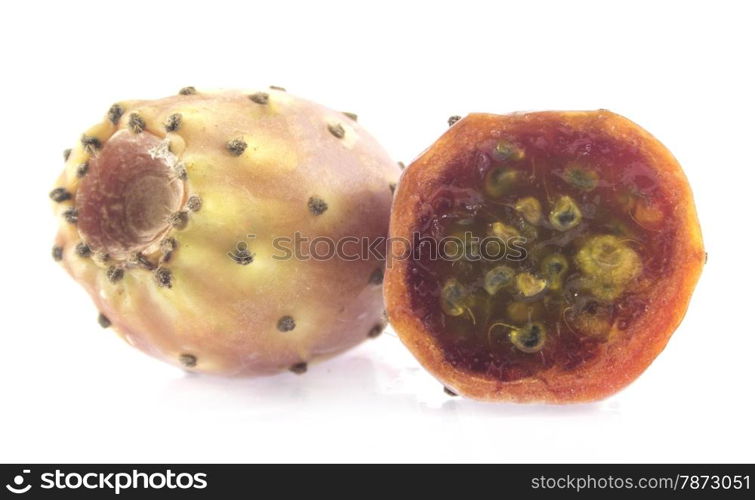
[432, 396, 617, 417]
[161, 349, 616, 419]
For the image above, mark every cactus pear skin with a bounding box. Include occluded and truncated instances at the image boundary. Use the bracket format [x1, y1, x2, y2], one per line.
[52, 88, 400, 376]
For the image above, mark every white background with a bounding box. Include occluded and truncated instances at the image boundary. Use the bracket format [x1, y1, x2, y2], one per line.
[1, 0, 753, 463]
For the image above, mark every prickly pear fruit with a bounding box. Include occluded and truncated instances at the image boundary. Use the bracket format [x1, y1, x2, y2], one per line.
[385, 111, 704, 402]
[51, 88, 399, 376]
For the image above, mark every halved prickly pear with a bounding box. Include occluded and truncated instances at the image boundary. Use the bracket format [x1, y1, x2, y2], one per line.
[385, 110, 704, 402]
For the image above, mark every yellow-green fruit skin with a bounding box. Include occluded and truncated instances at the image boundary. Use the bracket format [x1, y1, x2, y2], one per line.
[51, 89, 400, 376]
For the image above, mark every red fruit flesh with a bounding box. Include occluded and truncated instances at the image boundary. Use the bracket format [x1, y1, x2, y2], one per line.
[407, 124, 671, 381]
[385, 111, 704, 402]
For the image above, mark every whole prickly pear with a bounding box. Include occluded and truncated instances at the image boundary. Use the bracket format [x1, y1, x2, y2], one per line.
[51, 88, 399, 376]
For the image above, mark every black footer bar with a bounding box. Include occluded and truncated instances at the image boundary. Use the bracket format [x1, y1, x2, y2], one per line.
[0, 464, 752, 498]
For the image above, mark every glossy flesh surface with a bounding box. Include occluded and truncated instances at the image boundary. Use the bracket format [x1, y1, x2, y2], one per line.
[411, 118, 671, 381]
[386, 111, 704, 402]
